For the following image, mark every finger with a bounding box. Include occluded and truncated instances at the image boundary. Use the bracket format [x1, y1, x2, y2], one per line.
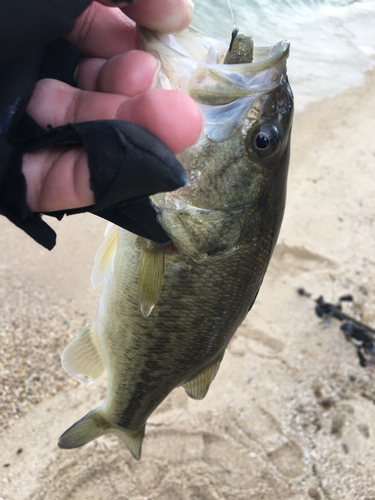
[27, 81, 203, 155]
[76, 51, 160, 95]
[122, 0, 194, 34]
[66, 3, 138, 58]
[23, 88, 203, 212]
[66, 0, 194, 59]
[115, 90, 203, 154]
[23, 147, 94, 213]
[27, 79, 127, 127]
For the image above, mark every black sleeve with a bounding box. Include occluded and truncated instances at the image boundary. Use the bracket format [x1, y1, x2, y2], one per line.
[0, 0, 92, 64]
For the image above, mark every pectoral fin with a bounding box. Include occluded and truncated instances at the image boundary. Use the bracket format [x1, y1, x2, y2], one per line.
[61, 322, 105, 385]
[183, 352, 225, 400]
[91, 223, 119, 290]
[138, 239, 165, 317]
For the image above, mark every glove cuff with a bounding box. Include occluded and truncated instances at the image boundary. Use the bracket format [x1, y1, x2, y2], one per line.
[0, 135, 57, 249]
[0, 40, 83, 249]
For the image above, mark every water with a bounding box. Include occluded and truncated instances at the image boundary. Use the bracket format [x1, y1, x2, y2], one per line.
[192, 0, 375, 111]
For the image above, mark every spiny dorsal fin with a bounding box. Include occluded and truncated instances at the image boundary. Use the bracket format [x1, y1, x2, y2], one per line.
[61, 322, 105, 385]
[91, 223, 119, 290]
[183, 352, 225, 400]
[138, 239, 165, 318]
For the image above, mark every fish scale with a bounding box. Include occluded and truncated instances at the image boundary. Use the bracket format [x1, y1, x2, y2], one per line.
[58, 26, 294, 460]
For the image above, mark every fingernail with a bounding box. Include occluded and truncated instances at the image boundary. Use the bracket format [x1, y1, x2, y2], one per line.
[185, 0, 194, 18]
[157, 0, 195, 34]
[181, 0, 194, 31]
[187, 107, 205, 148]
[195, 108, 205, 144]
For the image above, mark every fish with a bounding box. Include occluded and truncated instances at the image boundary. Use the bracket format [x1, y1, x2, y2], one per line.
[57, 25, 294, 460]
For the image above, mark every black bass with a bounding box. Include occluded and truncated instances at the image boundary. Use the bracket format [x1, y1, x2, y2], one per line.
[58, 26, 294, 459]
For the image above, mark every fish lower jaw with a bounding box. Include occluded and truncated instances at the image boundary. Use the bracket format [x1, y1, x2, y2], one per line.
[151, 189, 219, 212]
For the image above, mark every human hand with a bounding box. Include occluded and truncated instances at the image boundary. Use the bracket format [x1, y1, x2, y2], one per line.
[23, 0, 203, 213]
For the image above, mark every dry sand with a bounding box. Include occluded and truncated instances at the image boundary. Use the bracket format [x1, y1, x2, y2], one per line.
[1, 67, 375, 500]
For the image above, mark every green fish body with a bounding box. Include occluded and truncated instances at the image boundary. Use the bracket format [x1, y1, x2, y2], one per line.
[58, 26, 294, 459]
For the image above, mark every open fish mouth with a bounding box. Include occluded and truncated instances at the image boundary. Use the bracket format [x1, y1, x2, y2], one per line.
[138, 26, 290, 101]
[138, 26, 291, 142]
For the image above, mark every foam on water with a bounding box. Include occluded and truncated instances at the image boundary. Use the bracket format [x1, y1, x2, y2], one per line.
[192, 0, 375, 111]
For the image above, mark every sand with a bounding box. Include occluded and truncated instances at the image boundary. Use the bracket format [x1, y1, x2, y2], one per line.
[1, 67, 375, 500]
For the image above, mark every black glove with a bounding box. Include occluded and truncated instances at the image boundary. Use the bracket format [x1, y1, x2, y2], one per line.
[17, 113, 186, 246]
[0, 0, 136, 65]
[0, 10, 185, 249]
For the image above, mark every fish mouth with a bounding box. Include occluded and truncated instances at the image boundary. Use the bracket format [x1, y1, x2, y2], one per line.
[137, 26, 290, 70]
[137, 26, 290, 105]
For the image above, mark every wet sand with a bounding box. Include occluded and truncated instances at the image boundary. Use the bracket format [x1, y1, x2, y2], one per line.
[1, 68, 375, 499]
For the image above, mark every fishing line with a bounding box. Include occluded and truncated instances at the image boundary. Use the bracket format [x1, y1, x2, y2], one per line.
[226, 0, 238, 30]
[226, 0, 239, 52]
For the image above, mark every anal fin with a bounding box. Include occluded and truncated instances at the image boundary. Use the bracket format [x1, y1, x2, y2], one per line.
[183, 352, 225, 400]
[138, 238, 165, 317]
[112, 425, 145, 460]
[62, 322, 105, 385]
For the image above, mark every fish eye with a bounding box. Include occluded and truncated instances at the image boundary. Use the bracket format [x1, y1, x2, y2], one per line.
[247, 125, 279, 158]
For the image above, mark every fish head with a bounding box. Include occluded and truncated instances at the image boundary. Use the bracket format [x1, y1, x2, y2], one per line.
[138, 27, 293, 259]
[180, 67, 294, 212]
[138, 26, 293, 212]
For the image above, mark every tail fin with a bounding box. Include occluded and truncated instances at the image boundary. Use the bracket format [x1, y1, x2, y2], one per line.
[58, 408, 145, 460]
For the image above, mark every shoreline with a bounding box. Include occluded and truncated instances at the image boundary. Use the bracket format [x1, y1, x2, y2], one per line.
[1, 68, 375, 499]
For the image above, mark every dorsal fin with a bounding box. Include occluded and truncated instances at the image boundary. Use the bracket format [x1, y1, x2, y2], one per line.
[91, 223, 119, 290]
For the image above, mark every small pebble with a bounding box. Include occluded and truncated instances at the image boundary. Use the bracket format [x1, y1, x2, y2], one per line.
[308, 487, 321, 500]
